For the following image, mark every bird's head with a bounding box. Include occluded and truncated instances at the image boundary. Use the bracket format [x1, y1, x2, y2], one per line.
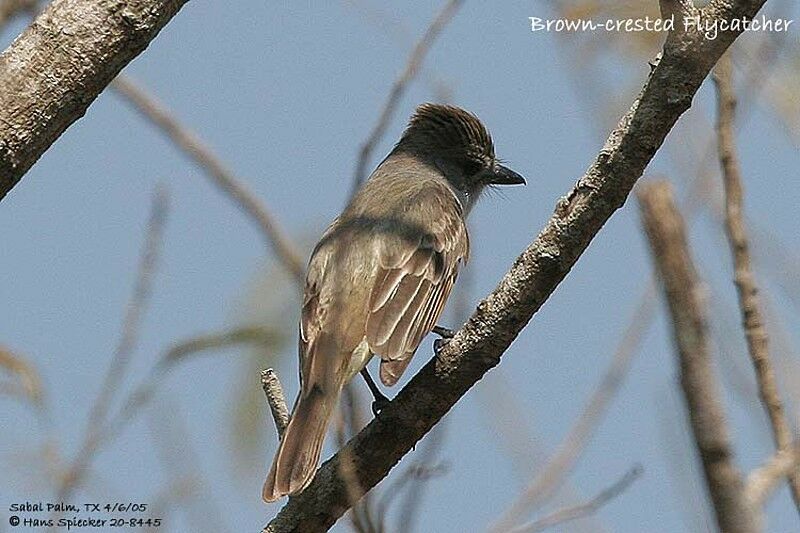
[393, 103, 525, 200]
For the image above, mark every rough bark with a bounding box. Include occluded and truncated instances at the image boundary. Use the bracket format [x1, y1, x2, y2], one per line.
[264, 1, 770, 531]
[0, 0, 189, 200]
[639, 182, 758, 533]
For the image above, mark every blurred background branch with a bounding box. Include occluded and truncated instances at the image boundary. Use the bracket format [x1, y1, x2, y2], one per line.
[350, 0, 464, 196]
[639, 181, 758, 533]
[506, 465, 643, 533]
[713, 53, 800, 511]
[112, 76, 306, 285]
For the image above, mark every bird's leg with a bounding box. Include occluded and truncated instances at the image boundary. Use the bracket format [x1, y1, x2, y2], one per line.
[360, 367, 390, 416]
[432, 325, 455, 355]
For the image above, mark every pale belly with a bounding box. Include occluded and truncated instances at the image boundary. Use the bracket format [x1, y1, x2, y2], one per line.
[346, 338, 373, 381]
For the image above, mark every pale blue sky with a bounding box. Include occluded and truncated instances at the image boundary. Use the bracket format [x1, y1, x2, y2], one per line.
[2, 2, 799, 532]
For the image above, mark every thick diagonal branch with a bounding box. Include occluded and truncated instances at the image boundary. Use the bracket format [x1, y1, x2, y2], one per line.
[0, 0, 190, 201]
[713, 54, 800, 511]
[263, 1, 770, 530]
[639, 182, 757, 533]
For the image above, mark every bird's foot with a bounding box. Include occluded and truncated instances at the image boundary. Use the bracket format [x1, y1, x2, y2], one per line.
[432, 325, 455, 339]
[371, 395, 390, 417]
[360, 367, 391, 417]
[432, 325, 455, 355]
[433, 338, 450, 356]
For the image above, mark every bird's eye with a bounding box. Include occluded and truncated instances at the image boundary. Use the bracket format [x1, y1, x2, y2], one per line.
[462, 159, 483, 177]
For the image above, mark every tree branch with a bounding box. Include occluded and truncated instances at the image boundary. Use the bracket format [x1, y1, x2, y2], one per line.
[0, 0, 190, 201]
[638, 181, 757, 533]
[263, 2, 769, 530]
[491, 280, 657, 531]
[713, 53, 800, 512]
[506, 465, 643, 533]
[111, 76, 306, 284]
[747, 445, 800, 508]
[56, 187, 169, 503]
[261, 369, 289, 439]
[350, 0, 463, 196]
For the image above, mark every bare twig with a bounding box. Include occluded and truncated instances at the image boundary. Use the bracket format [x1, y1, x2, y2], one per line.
[56, 187, 169, 502]
[86, 186, 168, 435]
[264, 2, 771, 529]
[491, 281, 657, 531]
[335, 384, 381, 533]
[165, 326, 281, 364]
[638, 181, 757, 533]
[261, 369, 289, 439]
[111, 75, 306, 285]
[350, 0, 463, 196]
[55, 324, 276, 505]
[713, 53, 800, 511]
[147, 396, 229, 533]
[747, 445, 800, 507]
[506, 465, 643, 533]
[0, 344, 45, 413]
[392, 424, 447, 533]
[343, 1, 455, 105]
[106, 325, 281, 449]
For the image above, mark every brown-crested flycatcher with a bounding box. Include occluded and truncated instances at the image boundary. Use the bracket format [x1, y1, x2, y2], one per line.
[263, 103, 525, 501]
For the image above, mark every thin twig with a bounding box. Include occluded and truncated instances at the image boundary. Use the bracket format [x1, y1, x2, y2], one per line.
[491, 281, 657, 531]
[261, 369, 289, 439]
[86, 186, 168, 433]
[713, 53, 800, 512]
[393, 423, 447, 533]
[147, 396, 229, 533]
[0, 344, 46, 418]
[349, 0, 464, 196]
[164, 326, 281, 364]
[747, 445, 800, 507]
[506, 465, 643, 533]
[105, 325, 280, 451]
[56, 187, 169, 503]
[335, 384, 381, 533]
[55, 324, 276, 505]
[111, 75, 305, 285]
[638, 181, 758, 533]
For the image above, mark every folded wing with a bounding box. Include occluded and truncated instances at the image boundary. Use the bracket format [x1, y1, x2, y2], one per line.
[365, 189, 469, 386]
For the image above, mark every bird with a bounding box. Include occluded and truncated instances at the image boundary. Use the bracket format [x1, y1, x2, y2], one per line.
[262, 103, 525, 502]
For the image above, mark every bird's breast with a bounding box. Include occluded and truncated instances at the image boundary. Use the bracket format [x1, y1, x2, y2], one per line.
[346, 338, 373, 381]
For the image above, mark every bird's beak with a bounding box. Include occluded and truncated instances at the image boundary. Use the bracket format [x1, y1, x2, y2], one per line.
[489, 164, 526, 186]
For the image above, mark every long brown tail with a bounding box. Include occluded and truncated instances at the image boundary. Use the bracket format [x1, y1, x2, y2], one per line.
[262, 387, 332, 502]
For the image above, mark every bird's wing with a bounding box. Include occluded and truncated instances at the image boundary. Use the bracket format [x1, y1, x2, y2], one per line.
[298, 231, 336, 394]
[365, 188, 469, 386]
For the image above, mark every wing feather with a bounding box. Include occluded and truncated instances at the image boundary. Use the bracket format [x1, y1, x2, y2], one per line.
[366, 188, 468, 386]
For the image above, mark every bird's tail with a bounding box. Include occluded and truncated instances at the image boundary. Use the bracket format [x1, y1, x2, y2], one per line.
[262, 387, 332, 502]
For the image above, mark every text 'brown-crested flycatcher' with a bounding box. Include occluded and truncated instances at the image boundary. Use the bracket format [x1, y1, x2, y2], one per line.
[263, 103, 525, 501]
